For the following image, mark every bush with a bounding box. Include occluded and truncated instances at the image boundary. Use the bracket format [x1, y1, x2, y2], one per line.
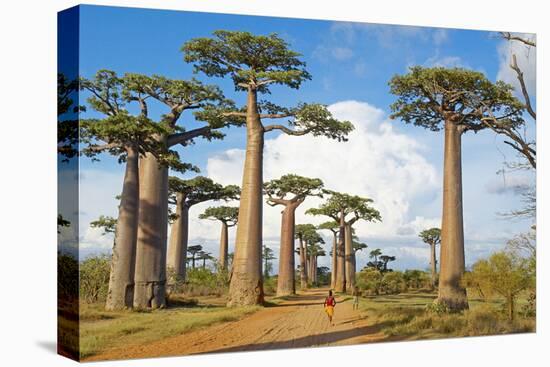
[181, 266, 229, 297]
[80, 254, 111, 303]
[58, 253, 79, 301]
[381, 271, 406, 294]
[263, 276, 277, 295]
[357, 268, 383, 295]
[426, 301, 450, 315]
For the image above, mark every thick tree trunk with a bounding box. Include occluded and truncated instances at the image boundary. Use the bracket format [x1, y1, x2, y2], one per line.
[228, 88, 264, 306]
[219, 222, 229, 271]
[133, 142, 169, 309]
[313, 256, 318, 284]
[166, 196, 189, 279]
[331, 232, 337, 290]
[299, 237, 308, 289]
[437, 121, 468, 311]
[105, 147, 139, 310]
[430, 243, 437, 289]
[335, 211, 346, 292]
[276, 204, 297, 296]
[344, 223, 355, 292]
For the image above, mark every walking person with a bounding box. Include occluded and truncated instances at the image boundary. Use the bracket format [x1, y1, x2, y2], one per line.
[324, 290, 336, 326]
[352, 286, 360, 310]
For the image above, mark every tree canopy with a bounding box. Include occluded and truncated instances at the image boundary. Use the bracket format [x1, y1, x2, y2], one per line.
[168, 176, 240, 207]
[306, 191, 382, 225]
[389, 66, 525, 134]
[419, 227, 442, 246]
[264, 174, 323, 207]
[90, 215, 117, 235]
[199, 206, 239, 226]
[295, 224, 319, 241]
[183, 30, 311, 92]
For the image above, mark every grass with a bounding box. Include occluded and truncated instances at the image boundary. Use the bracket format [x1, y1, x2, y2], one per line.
[79, 295, 259, 358]
[357, 290, 535, 340]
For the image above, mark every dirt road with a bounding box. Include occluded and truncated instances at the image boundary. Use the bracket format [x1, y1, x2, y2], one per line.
[87, 288, 388, 361]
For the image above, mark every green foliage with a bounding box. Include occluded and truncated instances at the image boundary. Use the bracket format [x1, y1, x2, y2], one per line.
[356, 268, 384, 295]
[199, 206, 239, 226]
[263, 174, 324, 205]
[58, 73, 79, 161]
[403, 269, 431, 289]
[183, 30, 311, 92]
[463, 251, 533, 319]
[285, 103, 355, 142]
[381, 271, 407, 294]
[306, 191, 381, 225]
[419, 227, 441, 246]
[80, 254, 111, 304]
[90, 215, 117, 235]
[184, 267, 229, 297]
[57, 214, 71, 233]
[389, 66, 524, 132]
[317, 220, 339, 233]
[263, 245, 276, 278]
[169, 176, 240, 208]
[426, 301, 450, 315]
[58, 253, 79, 301]
[295, 224, 318, 240]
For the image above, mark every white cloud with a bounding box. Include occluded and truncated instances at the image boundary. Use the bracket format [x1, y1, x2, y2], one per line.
[424, 55, 465, 68]
[496, 33, 536, 99]
[207, 100, 440, 247]
[432, 29, 449, 46]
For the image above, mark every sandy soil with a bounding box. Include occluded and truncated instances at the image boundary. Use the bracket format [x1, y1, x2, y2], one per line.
[86, 288, 389, 361]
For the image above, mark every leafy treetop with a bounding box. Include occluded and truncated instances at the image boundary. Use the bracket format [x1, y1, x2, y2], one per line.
[183, 30, 311, 93]
[295, 224, 318, 241]
[419, 227, 442, 246]
[168, 176, 240, 208]
[306, 190, 382, 226]
[90, 215, 117, 235]
[264, 174, 323, 207]
[199, 206, 239, 227]
[389, 66, 524, 133]
[183, 31, 354, 142]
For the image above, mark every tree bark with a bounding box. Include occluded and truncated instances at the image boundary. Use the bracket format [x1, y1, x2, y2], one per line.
[133, 142, 169, 309]
[299, 237, 308, 289]
[228, 87, 264, 306]
[508, 293, 514, 321]
[166, 195, 189, 279]
[335, 210, 346, 292]
[219, 221, 229, 271]
[105, 147, 139, 310]
[437, 121, 468, 311]
[331, 232, 337, 290]
[344, 223, 355, 292]
[276, 203, 297, 296]
[430, 243, 437, 289]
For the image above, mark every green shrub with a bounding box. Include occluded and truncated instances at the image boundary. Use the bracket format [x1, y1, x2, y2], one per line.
[263, 276, 277, 295]
[58, 253, 79, 301]
[80, 254, 111, 303]
[381, 271, 406, 294]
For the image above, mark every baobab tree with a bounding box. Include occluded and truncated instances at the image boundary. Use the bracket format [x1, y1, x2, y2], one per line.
[307, 191, 381, 292]
[57, 73, 79, 161]
[183, 31, 354, 306]
[123, 74, 240, 309]
[262, 245, 276, 279]
[419, 227, 442, 289]
[264, 174, 324, 296]
[369, 248, 382, 264]
[318, 221, 339, 289]
[199, 206, 239, 271]
[80, 70, 174, 310]
[352, 238, 368, 274]
[295, 224, 317, 289]
[307, 243, 326, 285]
[389, 66, 524, 310]
[379, 255, 396, 272]
[187, 245, 203, 269]
[167, 176, 239, 281]
[197, 251, 214, 269]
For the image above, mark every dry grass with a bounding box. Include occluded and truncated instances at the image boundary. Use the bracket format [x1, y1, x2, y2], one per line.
[358, 290, 535, 340]
[79, 295, 259, 358]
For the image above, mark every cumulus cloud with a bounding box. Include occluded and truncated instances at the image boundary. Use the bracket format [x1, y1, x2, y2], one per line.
[496, 33, 536, 99]
[207, 100, 440, 250]
[424, 55, 465, 68]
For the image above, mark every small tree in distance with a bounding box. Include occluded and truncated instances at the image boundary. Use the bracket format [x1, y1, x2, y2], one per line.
[419, 227, 441, 289]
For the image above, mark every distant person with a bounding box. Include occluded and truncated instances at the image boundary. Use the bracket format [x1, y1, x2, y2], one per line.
[352, 286, 360, 310]
[324, 290, 336, 326]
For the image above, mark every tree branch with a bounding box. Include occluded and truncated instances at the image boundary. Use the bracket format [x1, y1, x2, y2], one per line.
[500, 32, 536, 47]
[167, 126, 211, 147]
[263, 124, 308, 135]
[259, 113, 293, 119]
[510, 54, 536, 120]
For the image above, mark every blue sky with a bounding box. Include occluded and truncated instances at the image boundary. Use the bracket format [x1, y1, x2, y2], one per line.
[60, 5, 536, 271]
